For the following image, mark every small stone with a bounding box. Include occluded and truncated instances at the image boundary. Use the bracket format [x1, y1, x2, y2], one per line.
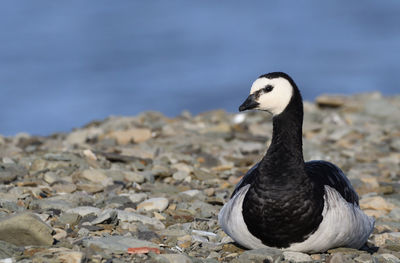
[83, 149, 97, 161]
[316, 94, 347, 107]
[0, 240, 20, 259]
[106, 128, 152, 145]
[153, 212, 166, 221]
[159, 254, 193, 263]
[83, 236, 158, 253]
[31, 248, 84, 263]
[388, 208, 400, 220]
[30, 198, 74, 212]
[58, 213, 81, 227]
[172, 171, 189, 181]
[373, 232, 400, 246]
[66, 127, 102, 145]
[328, 253, 355, 263]
[77, 169, 113, 186]
[91, 209, 117, 225]
[137, 198, 169, 212]
[354, 253, 373, 263]
[180, 190, 201, 198]
[76, 183, 105, 194]
[52, 182, 77, 194]
[378, 254, 400, 263]
[117, 210, 165, 230]
[0, 164, 26, 183]
[283, 251, 313, 262]
[66, 206, 101, 217]
[360, 196, 396, 212]
[364, 209, 387, 218]
[123, 171, 145, 183]
[0, 213, 53, 246]
[235, 247, 283, 263]
[203, 188, 215, 197]
[53, 228, 67, 241]
[120, 193, 148, 203]
[55, 251, 84, 263]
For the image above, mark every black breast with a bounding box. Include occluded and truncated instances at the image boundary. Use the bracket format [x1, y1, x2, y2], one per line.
[242, 168, 325, 248]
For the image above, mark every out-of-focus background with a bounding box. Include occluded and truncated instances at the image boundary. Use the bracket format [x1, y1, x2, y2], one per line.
[1, 1, 399, 136]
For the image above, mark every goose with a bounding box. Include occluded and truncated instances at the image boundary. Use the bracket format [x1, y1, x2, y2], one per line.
[218, 72, 374, 253]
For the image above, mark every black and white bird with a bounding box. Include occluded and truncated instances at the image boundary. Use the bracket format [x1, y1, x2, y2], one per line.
[218, 72, 374, 253]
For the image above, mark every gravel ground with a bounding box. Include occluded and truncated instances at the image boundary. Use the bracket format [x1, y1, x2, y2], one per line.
[0, 92, 399, 263]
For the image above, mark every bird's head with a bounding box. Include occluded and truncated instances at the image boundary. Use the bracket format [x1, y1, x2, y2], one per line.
[239, 72, 296, 116]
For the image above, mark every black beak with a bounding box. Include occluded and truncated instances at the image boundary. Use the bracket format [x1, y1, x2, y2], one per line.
[239, 94, 259, 112]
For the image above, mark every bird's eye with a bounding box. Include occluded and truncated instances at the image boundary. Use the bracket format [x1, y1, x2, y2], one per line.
[263, 85, 273, 92]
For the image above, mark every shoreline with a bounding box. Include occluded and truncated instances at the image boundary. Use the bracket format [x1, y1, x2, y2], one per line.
[0, 92, 399, 262]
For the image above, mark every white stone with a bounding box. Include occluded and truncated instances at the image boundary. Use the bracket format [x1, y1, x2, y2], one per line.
[137, 197, 169, 212]
[67, 206, 101, 217]
[173, 171, 189, 181]
[117, 210, 165, 230]
[283, 251, 313, 262]
[181, 190, 201, 197]
[159, 254, 192, 263]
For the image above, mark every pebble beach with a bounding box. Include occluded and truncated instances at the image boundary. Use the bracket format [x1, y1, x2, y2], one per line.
[0, 92, 399, 263]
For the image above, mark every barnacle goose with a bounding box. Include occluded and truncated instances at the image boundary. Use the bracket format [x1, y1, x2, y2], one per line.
[218, 72, 374, 253]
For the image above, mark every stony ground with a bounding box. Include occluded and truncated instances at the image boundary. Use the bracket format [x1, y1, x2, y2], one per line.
[0, 92, 399, 263]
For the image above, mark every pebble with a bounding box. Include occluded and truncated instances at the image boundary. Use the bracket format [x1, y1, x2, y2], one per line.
[0, 93, 398, 262]
[67, 206, 101, 217]
[137, 197, 169, 212]
[234, 247, 283, 263]
[117, 210, 165, 230]
[0, 213, 53, 246]
[105, 128, 152, 144]
[315, 94, 347, 107]
[283, 251, 313, 262]
[83, 236, 158, 253]
[360, 196, 395, 212]
[0, 240, 20, 259]
[158, 254, 193, 263]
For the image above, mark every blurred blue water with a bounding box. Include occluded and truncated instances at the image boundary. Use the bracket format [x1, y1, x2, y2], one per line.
[0, 1, 399, 136]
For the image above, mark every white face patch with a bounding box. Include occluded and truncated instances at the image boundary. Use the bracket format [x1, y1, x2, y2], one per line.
[250, 77, 293, 115]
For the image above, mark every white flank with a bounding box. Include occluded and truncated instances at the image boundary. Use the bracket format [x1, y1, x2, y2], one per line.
[288, 185, 375, 253]
[218, 184, 265, 249]
[250, 77, 293, 115]
[219, 185, 374, 253]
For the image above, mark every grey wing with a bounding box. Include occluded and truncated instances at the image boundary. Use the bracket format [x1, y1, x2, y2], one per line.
[305, 160, 359, 205]
[231, 162, 259, 198]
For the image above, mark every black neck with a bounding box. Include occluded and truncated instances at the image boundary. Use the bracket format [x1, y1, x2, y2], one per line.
[259, 87, 305, 176]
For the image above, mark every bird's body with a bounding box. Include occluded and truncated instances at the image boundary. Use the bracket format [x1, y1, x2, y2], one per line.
[218, 72, 374, 253]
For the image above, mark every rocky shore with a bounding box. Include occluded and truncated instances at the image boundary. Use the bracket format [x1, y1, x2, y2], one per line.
[0, 92, 399, 263]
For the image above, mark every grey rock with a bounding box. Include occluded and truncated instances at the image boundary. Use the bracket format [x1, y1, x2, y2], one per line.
[66, 206, 101, 217]
[117, 210, 165, 230]
[57, 213, 81, 227]
[234, 247, 283, 263]
[77, 169, 113, 186]
[173, 170, 190, 181]
[83, 236, 158, 253]
[120, 192, 148, 203]
[90, 209, 117, 225]
[0, 240, 21, 259]
[0, 213, 53, 246]
[354, 253, 374, 263]
[388, 208, 400, 220]
[283, 251, 313, 262]
[158, 254, 193, 263]
[0, 163, 26, 183]
[376, 254, 400, 263]
[328, 253, 356, 263]
[30, 197, 74, 211]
